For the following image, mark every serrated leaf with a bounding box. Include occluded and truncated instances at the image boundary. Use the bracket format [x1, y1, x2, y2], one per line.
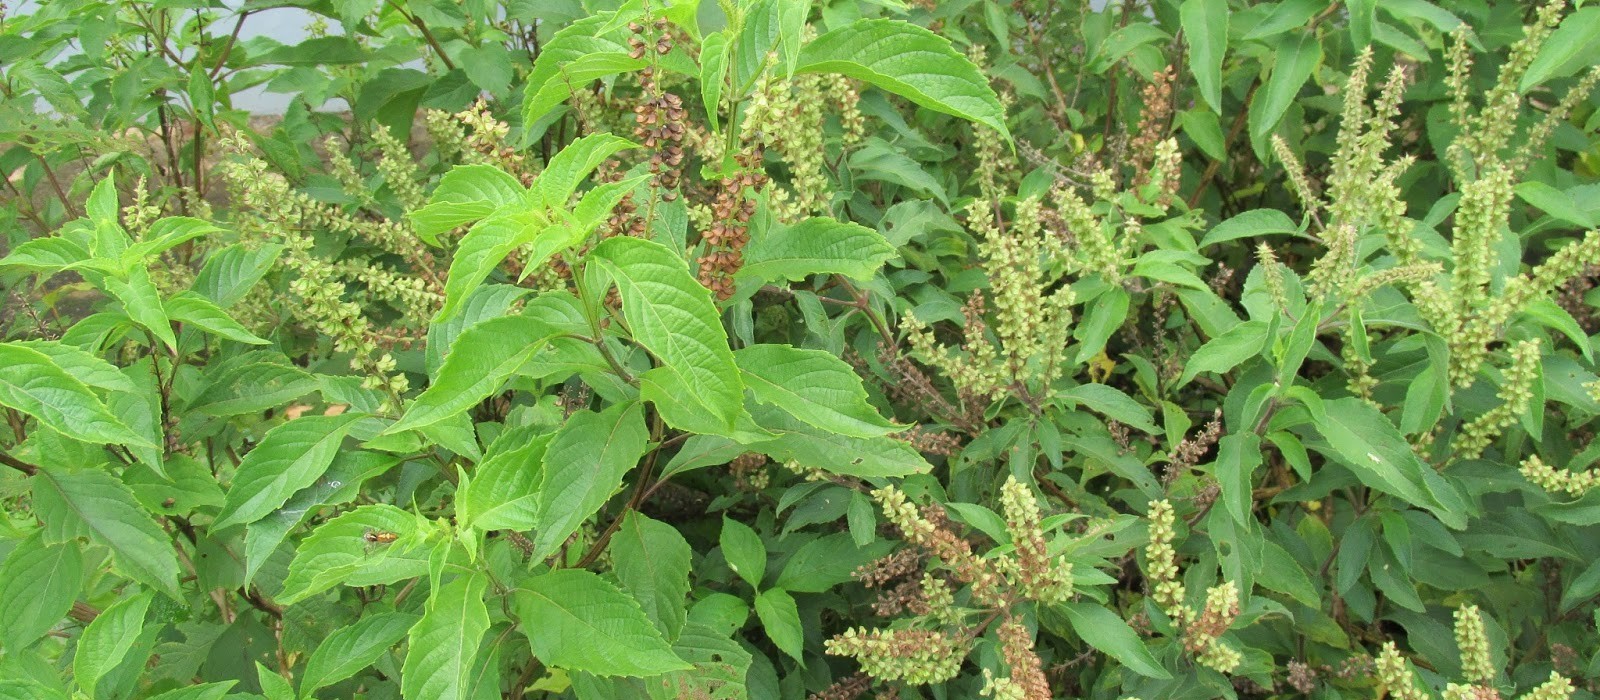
[0, 532, 81, 651]
[649, 624, 751, 700]
[740, 216, 895, 284]
[386, 316, 558, 435]
[612, 512, 692, 641]
[796, 19, 1008, 137]
[591, 237, 744, 428]
[125, 217, 223, 264]
[530, 402, 649, 560]
[736, 344, 898, 438]
[402, 573, 490, 700]
[1060, 601, 1171, 679]
[193, 243, 282, 307]
[460, 427, 550, 532]
[514, 569, 690, 676]
[243, 450, 399, 586]
[33, 468, 180, 599]
[775, 532, 894, 593]
[753, 588, 803, 662]
[165, 292, 269, 345]
[1306, 396, 1458, 524]
[0, 343, 151, 448]
[1181, 0, 1228, 114]
[146, 682, 236, 700]
[1059, 383, 1158, 435]
[73, 590, 152, 700]
[10, 341, 135, 395]
[213, 413, 364, 530]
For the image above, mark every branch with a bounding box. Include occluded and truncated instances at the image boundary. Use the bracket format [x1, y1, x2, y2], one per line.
[0, 450, 40, 476]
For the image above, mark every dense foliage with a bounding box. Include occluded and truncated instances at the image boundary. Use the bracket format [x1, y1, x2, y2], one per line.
[3, 0, 1600, 698]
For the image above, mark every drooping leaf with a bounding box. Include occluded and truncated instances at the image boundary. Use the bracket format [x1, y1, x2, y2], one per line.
[212, 413, 364, 530]
[164, 292, 269, 345]
[435, 211, 549, 322]
[1248, 32, 1322, 144]
[411, 165, 526, 245]
[460, 427, 550, 532]
[401, 573, 490, 700]
[514, 569, 690, 677]
[1520, 7, 1600, 92]
[277, 505, 428, 605]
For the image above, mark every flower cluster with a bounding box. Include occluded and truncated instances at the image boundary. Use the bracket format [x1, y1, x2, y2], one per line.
[997, 477, 1073, 604]
[1376, 642, 1429, 700]
[824, 627, 967, 685]
[1518, 455, 1599, 497]
[1455, 339, 1542, 461]
[1143, 499, 1187, 620]
[980, 618, 1050, 700]
[696, 150, 767, 299]
[630, 18, 686, 200]
[1184, 581, 1241, 673]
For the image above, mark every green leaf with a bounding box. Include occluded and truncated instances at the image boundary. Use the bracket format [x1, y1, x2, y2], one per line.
[435, 211, 550, 322]
[534, 133, 640, 209]
[33, 468, 181, 599]
[73, 590, 152, 700]
[1520, 7, 1600, 92]
[386, 316, 558, 434]
[530, 402, 649, 561]
[775, 532, 894, 593]
[213, 413, 363, 530]
[0, 532, 81, 651]
[259, 36, 369, 65]
[125, 217, 223, 264]
[1059, 384, 1159, 434]
[1074, 287, 1130, 364]
[146, 682, 236, 700]
[720, 516, 766, 590]
[1180, 0, 1229, 114]
[796, 19, 1009, 138]
[194, 243, 282, 307]
[1200, 209, 1300, 247]
[1059, 601, 1171, 679]
[754, 588, 804, 662]
[612, 512, 693, 642]
[736, 344, 899, 438]
[103, 267, 177, 351]
[1249, 32, 1322, 144]
[699, 32, 730, 131]
[402, 573, 491, 700]
[748, 405, 933, 478]
[277, 505, 428, 605]
[591, 237, 744, 429]
[164, 292, 269, 345]
[514, 569, 690, 677]
[522, 13, 646, 131]
[739, 216, 896, 284]
[0, 343, 150, 448]
[10, 341, 135, 395]
[460, 427, 551, 532]
[411, 165, 527, 245]
[301, 612, 417, 697]
[244, 450, 398, 587]
[1215, 432, 1263, 525]
[1515, 181, 1597, 229]
[1306, 396, 1458, 524]
[649, 624, 752, 700]
[1179, 320, 1269, 386]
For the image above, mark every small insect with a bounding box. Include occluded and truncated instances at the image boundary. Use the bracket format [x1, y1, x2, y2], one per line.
[363, 530, 399, 545]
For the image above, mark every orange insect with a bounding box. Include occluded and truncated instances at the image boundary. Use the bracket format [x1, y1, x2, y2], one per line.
[363, 530, 399, 545]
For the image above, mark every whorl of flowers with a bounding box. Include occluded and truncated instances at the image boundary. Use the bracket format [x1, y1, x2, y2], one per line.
[1454, 605, 1495, 686]
[1376, 642, 1430, 700]
[1184, 581, 1242, 673]
[997, 477, 1073, 604]
[824, 627, 966, 685]
[1143, 499, 1187, 621]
